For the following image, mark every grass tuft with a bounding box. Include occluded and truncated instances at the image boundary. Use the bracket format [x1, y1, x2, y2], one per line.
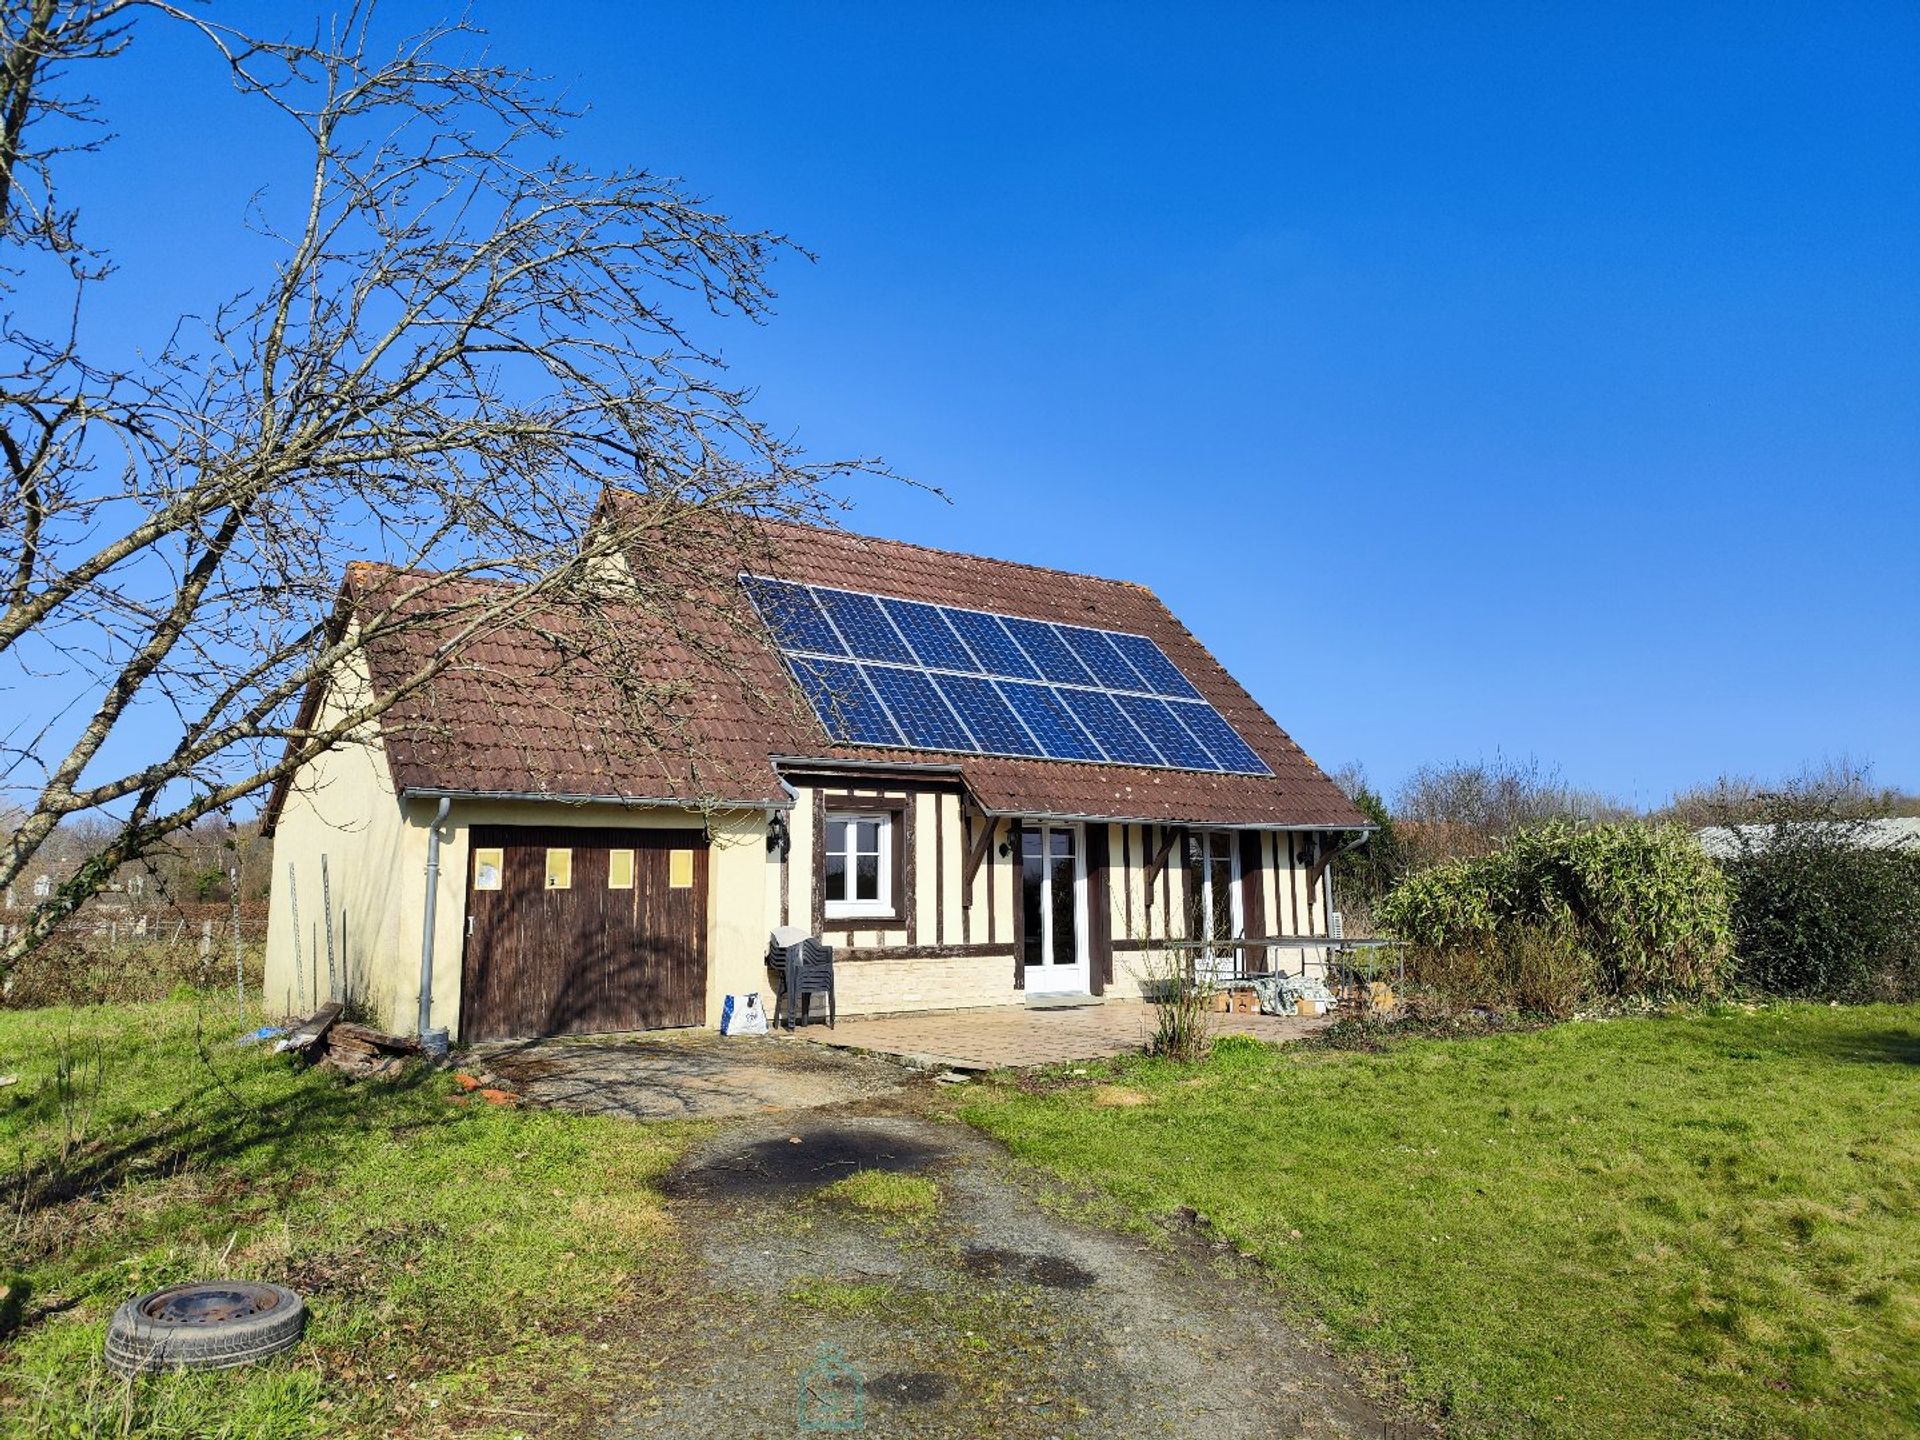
[814, 1168, 939, 1216]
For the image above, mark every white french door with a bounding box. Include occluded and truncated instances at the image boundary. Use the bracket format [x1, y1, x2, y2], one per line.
[1187, 830, 1243, 980]
[1020, 823, 1088, 994]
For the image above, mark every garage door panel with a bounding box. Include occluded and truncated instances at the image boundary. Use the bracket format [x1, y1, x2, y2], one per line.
[460, 825, 708, 1041]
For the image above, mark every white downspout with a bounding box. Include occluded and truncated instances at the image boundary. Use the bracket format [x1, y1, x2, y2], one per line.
[418, 795, 453, 1055]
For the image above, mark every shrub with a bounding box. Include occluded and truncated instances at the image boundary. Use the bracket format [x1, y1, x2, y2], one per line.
[1722, 831, 1920, 1001]
[1403, 919, 1597, 1018]
[1379, 820, 1733, 1006]
[1135, 944, 1215, 1062]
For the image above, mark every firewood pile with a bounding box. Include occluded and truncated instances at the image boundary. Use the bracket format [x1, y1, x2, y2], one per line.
[277, 1002, 424, 1078]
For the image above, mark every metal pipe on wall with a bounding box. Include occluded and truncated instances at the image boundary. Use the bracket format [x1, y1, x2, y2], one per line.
[417, 796, 453, 1055]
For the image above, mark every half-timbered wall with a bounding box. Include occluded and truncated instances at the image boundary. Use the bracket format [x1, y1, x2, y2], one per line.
[776, 779, 1345, 1018]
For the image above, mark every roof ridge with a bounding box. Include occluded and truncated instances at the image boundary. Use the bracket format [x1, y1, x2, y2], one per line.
[757, 515, 1155, 595]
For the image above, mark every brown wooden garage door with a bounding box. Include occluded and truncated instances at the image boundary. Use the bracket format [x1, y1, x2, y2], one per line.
[459, 825, 708, 1041]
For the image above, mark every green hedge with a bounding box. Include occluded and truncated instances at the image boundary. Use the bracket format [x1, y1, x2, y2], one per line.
[1723, 838, 1920, 1000]
[1379, 820, 1733, 1000]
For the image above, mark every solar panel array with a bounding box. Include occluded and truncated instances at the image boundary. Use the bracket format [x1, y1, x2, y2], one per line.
[742, 576, 1274, 776]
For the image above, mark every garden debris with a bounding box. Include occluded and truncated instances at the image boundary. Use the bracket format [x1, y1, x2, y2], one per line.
[274, 1001, 342, 1054]
[453, 1072, 483, 1091]
[1210, 986, 1263, 1014]
[234, 1025, 288, 1047]
[1249, 975, 1338, 1017]
[0, 1074, 16, 1088]
[321, 1022, 424, 1079]
[273, 1003, 423, 1078]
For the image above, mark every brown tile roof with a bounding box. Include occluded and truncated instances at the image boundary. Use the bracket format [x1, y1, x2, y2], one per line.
[347, 567, 795, 810]
[342, 513, 1366, 830]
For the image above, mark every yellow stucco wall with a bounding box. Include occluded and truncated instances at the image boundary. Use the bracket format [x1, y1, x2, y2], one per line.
[263, 650, 412, 1024]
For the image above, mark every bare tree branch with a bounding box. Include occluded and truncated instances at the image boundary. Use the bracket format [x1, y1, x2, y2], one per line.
[0, 2, 899, 973]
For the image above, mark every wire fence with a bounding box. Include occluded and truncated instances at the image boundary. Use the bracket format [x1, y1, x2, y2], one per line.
[0, 900, 268, 1009]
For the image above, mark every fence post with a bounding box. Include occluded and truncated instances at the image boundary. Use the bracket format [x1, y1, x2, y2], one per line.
[231, 865, 244, 1014]
[288, 863, 305, 1012]
[321, 854, 337, 1003]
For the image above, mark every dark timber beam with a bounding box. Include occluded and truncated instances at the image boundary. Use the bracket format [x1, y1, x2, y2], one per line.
[1143, 824, 1184, 908]
[960, 801, 995, 908]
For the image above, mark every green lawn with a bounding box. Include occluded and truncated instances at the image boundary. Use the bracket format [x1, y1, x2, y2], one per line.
[0, 1000, 697, 1439]
[961, 1004, 1920, 1439]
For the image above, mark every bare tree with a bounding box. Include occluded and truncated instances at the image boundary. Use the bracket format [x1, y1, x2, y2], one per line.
[0, 3, 885, 975]
[1393, 753, 1625, 866]
[1660, 758, 1907, 829]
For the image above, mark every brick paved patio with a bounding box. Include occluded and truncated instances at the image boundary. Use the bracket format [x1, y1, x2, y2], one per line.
[784, 998, 1331, 1071]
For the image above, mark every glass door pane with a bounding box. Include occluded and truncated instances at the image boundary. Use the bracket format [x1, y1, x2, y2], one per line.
[1049, 828, 1077, 966]
[1020, 829, 1044, 968]
[1209, 847, 1234, 947]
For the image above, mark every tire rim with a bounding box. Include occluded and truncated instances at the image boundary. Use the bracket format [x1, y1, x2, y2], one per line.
[138, 1282, 284, 1325]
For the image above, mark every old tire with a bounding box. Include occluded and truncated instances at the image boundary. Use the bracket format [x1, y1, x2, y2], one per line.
[103, 1281, 306, 1378]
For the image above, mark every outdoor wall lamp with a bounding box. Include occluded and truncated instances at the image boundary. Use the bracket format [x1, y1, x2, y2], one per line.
[766, 810, 791, 859]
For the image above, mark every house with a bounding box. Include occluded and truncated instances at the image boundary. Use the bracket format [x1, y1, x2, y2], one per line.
[262, 512, 1368, 1042]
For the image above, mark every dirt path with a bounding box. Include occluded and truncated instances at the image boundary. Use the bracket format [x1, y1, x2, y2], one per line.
[607, 1099, 1396, 1439]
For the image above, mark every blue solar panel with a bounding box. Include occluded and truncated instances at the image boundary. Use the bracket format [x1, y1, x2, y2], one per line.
[932, 674, 1045, 756]
[1000, 682, 1103, 761]
[943, 609, 1040, 679]
[743, 574, 1269, 774]
[1170, 702, 1272, 775]
[862, 663, 975, 752]
[881, 598, 978, 672]
[786, 656, 901, 746]
[1106, 632, 1202, 699]
[814, 587, 913, 663]
[1057, 624, 1150, 690]
[1057, 688, 1162, 766]
[742, 576, 845, 656]
[1115, 694, 1219, 770]
[1000, 616, 1096, 685]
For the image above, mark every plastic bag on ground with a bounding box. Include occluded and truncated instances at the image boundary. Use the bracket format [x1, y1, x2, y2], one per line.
[720, 992, 769, 1036]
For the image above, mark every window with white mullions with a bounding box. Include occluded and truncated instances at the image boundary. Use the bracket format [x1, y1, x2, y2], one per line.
[824, 813, 892, 919]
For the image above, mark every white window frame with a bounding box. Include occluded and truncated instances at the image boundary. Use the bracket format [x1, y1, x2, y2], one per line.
[823, 812, 893, 920]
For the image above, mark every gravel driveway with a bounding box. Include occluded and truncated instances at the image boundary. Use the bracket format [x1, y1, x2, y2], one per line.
[609, 1103, 1401, 1439]
[470, 1030, 909, 1120]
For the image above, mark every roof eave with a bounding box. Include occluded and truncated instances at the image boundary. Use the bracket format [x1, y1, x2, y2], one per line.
[397, 785, 790, 812]
[975, 805, 1378, 832]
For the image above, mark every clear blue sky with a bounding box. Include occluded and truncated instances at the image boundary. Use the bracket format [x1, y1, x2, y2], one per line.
[69, 3, 1920, 806]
